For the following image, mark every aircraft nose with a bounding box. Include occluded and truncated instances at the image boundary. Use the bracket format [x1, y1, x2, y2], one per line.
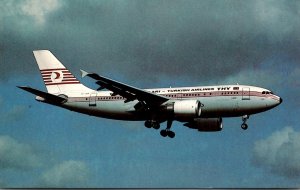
[279, 97, 283, 104]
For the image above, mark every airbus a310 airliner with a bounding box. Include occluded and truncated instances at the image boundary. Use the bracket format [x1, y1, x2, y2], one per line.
[18, 50, 282, 138]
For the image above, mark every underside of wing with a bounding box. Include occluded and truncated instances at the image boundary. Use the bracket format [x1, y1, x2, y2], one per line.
[80, 70, 169, 107]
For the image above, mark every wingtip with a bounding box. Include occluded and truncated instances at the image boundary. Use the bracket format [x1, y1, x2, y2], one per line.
[17, 86, 27, 89]
[80, 69, 89, 78]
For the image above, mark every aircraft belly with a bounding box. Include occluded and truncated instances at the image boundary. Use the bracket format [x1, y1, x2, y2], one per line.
[62, 100, 143, 121]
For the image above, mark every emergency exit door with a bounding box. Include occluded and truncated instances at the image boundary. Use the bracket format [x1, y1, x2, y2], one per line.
[89, 92, 97, 106]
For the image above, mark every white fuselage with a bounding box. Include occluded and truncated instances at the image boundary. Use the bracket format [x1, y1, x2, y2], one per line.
[57, 84, 281, 122]
[21, 50, 282, 137]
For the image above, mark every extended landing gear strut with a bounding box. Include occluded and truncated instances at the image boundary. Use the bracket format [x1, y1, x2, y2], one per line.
[144, 120, 160, 129]
[241, 115, 249, 130]
[160, 120, 175, 138]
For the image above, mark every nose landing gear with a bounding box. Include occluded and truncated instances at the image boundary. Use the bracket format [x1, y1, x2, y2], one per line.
[241, 123, 248, 130]
[241, 115, 249, 130]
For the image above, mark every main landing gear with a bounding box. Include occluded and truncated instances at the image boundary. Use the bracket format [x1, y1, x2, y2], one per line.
[160, 120, 175, 138]
[241, 115, 249, 130]
[144, 119, 175, 138]
[144, 120, 160, 129]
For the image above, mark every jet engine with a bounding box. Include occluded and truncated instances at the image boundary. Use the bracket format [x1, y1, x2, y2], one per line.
[184, 118, 223, 132]
[163, 100, 201, 119]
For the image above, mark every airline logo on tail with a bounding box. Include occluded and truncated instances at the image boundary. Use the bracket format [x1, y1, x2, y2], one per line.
[40, 68, 80, 86]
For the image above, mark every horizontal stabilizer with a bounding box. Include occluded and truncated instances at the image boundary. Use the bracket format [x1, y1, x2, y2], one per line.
[17, 86, 67, 104]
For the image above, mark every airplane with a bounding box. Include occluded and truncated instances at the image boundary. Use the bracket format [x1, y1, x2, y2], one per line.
[18, 50, 282, 138]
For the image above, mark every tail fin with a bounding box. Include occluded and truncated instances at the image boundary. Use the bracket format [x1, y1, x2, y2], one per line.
[33, 50, 92, 94]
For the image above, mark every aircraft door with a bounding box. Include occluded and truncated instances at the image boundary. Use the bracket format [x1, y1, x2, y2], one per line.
[89, 92, 97, 106]
[178, 93, 183, 100]
[242, 88, 250, 100]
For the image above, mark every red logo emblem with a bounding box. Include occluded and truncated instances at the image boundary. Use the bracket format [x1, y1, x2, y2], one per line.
[51, 71, 63, 82]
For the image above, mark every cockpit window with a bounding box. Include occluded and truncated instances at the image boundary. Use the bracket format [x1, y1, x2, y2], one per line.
[262, 91, 272, 94]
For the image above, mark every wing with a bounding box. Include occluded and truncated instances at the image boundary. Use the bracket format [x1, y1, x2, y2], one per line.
[80, 70, 169, 107]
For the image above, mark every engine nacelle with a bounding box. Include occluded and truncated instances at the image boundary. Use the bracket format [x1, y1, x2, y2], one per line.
[184, 118, 223, 132]
[174, 100, 201, 117]
[163, 100, 201, 119]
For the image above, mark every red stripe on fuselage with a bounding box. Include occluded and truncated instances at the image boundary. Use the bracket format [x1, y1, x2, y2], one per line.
[66, 90, 279, 102]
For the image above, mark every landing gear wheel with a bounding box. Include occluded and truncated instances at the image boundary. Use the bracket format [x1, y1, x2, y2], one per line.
[160, 130, 167, 137]
[144, 120, 151, 128]
[241, 123, 248, 130]
[160, 119, 175, 138]
[241, 115, 249, 130]
[167, 131, 175, 138]
[152, 122, 160, 130]
[145, 120, 160, 129]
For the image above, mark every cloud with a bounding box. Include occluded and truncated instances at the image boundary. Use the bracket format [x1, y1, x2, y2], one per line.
[21, 0, 61, 25]
[252, 126, 300, 178]
[0, 135, 41, 170]
[0, 104, 27, 123]
[253, 0, 299, 40]
[219, 69, 277, 87]
[40, 160, 89, 187]
[0, 0, 61, 26]
[1, 0, 300, 84]
[5, 105, 27, 122]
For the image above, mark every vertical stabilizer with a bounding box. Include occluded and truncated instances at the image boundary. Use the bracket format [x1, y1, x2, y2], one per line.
[33, 50, 92, 94]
